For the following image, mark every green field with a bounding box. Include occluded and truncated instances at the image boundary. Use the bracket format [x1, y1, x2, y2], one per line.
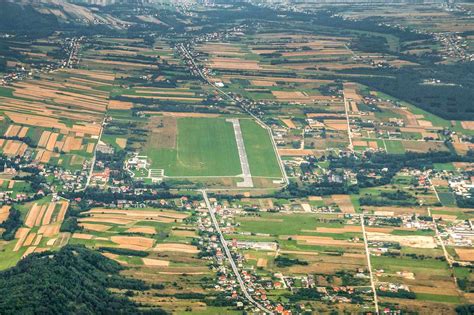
[240, 119, 282, 177]
[144, 117, 281, 181]
[146, 118, 241, 176]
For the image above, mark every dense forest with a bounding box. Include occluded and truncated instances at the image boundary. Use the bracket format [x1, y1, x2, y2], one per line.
[0, 245, 166, 314]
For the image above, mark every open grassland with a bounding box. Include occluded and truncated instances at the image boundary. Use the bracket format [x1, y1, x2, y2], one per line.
[240, 119, 282, 178]
[145, 117, 241, 176]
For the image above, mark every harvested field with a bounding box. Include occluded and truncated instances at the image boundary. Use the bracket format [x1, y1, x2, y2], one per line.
[79, 217, 133, 225]
[281, 118, 296, 129]
[116, 138, 127, 149]
[0, 206, 10, 224]
[38, 225, 60, 237]
[332, 194, 355, 213]
[72, 233, 94, 240]
[126, 226, 156, 234]
[4, 125, 21, 137]
[257, 258, 268, 267]
[42, 203, 56, 225]
[278, 149, 313, 156]
[108, 100, 133, 110]
[111, 236, 155, 250]
[25, 204, 41, 227]
[45, 133, 59, 151]
[142, 258, 170, 267]
[210, 58, 261, 70]
[252, 80, 276, 87]
[461, 121, 474, 130]
[38, 131, 51, 147]
[171, 230, 196, 238]
[367, 232, 436, 248]
[154, 243, 199, 254]
[290, 235, 364, 247]
[272, 91, 308, 101]
[13, 228, 30, 251]
[455, 248, 474, 261]
[324, 120, 348, 131]
[23, 233, 36, 247]
[80, 223, 111, 232]
[315, 226, 362, 233]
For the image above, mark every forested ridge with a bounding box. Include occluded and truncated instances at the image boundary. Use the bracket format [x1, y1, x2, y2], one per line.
[0, 245, 166, 314]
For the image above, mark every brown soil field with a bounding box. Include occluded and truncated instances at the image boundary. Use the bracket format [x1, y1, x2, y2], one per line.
[38, 131, 51, 147]
[367, 232, 436, 248]
[417, 120, 433, 127]
[38, 224, 60, 237]
[353, 140, 368, 147]
[290, 235, 364, 247]
[210, 58, 261, 70]
[13, 228, 30, 251]
[80, 223, 111, 232]
[198, 43, 242, 53]
[154, 243, 199, 254]
[79, 217, 134, 225]
[62, 136, 83, 152]
[126, 226, 156, 234]
[4, 124, 21, 137]
[108, 100, 133, 110]
[115, 138, 127, 149]
[452, 143, 474, 155]
[142, 258, 170, 267]
[272, 90, 308, 100]
[315, 226, 362, 233]
[2, 140, 22, 156]
[461, 121, 474, 130]
[17, 126, 29, 138]
[25, 204, 41, 227]
[404, 141, 448, 153]
[281, 118, 296, 129]
[252, 80, 276, 87]
[34, 205, 47, 226]
[72, 233, 94, 240]
[409, 283, 458, 296]
[278, 149, 313, 156]
[42, 203, 56, 225]
[23, 233, 36, 247]
[455, 248, 474, 261]
[33, 235, 43, 246]
[0, 206, 10, 224]
[87, 209, 188, 220]
[332, 194, 355, 213]
[84, 58, 155, 69]
[102, 252, 127, 265]
[111, 236, 155, 250]
[146, 116, 177, 150]
[171, 230, 196, 238]
[368, 141, 378, 149]
[324, 120, 348, 131]
[257, 258, 268, 267]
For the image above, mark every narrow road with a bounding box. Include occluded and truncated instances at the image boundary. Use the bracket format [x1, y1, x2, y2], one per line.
[360, 214, 379, 315]
[342, 90, 354, 152]
[83, 117, 106, 190]
[200, 190, 271, 314]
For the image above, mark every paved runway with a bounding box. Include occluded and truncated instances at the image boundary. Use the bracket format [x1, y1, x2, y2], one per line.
[226, 118, 254, 188]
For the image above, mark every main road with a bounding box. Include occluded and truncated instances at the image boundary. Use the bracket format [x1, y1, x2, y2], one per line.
[360, 214, 379, 315]
[200, 190, 272, 314]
